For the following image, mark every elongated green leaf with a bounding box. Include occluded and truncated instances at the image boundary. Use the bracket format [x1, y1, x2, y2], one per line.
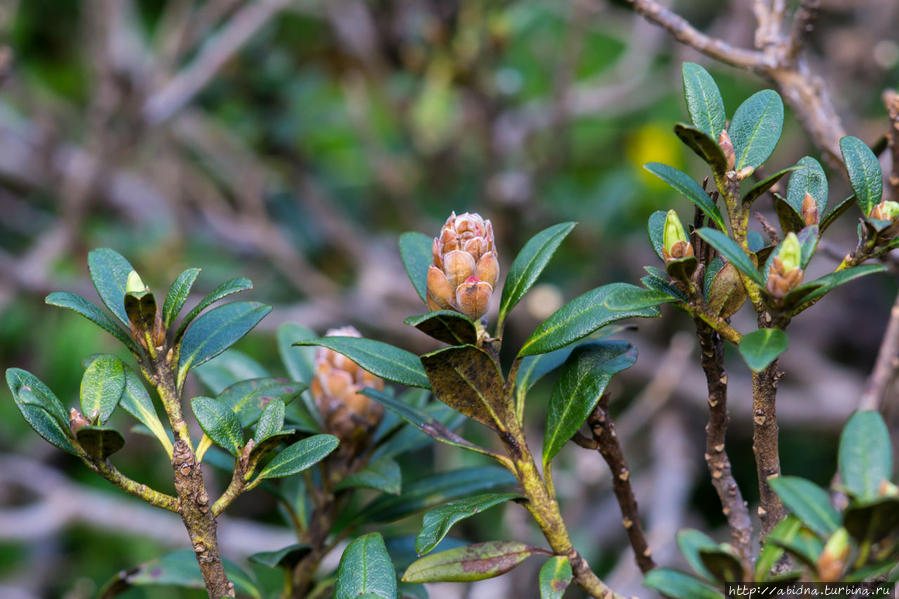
[519, 283, 669, 357]
[254, 398, 285, 444]
[248, 543, 311, 569]
[676, 530, 717, 581]
[404, 311, 477, 346]
[844, 497, 899, 543]
[517, 346, 577, 396]
[768, 476, 840, 537]
[76, 425, 125, 460]
[674, 124, 728, 175]
[840, 136, 883, 216]
[775, 194, 806, 234]
[192, 396, 243, 455]
[682, 62, 725, 139]
[336, 457, 402, 495]
[756, 516, 802, 580]
[400, 231, 433, 303]
[644, 163, 726, 231]
[728, 90, 784, 171]
[647, 210, 667, 261]
[254, 434, 339, 481]
[643, 568, 724, 599]
[45, 291, 138, 352]
[162, 267, 201, 327]
[767, 525, 823, 569]
[403, 541, 541, 583]
[796, 225, 819, 269]
[743, 167, 797, 207]
[296, 337, 429, 389]
[820, 195, 855, 233]
[787, 263, 887, 309]
[415, 493, 522, 555]
[81, 355, 125, 424]
[499, 222, 576, 322]
[543, 341, 636, 466]
[539, 556, 572, 599]
[178, 301, 271, 383]
[277, 323, 317, 383]
[175, 277, 254, 340]
[420, 344, 506, 431]
[839, 410, 893, 501]
[786, 156, 828, 215]
[738, 328, 788, 372]
[6, 369, 77, 454]
[696, 228, 764, 285]
[87, 248, 135, 326]
[194, 349, 270, 394]
[698, 547, 743, 585]
[120, 369, 171, 454]
[336, 533, 397, 599]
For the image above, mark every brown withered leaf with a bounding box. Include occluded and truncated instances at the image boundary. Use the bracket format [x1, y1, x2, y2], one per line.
[420, 345, 508, 432]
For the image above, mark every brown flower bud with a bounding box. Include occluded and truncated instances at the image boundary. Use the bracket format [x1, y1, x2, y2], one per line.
[427, 212, 499, 320]
[310, 326, 384, 449]
[816, 528, 849, 582]
[870, 200, 899, 222]
[69, 408, 90, 434]
[801, 192, 819, 226]
[718, 130, 736, 171]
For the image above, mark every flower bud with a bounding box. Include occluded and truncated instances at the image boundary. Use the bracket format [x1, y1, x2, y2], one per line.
[427, 212, 499, 320]
[718, 130, 736, 171]
[126, 270, 147, 295]
[708, 262, 747, 318]
[124, 271, 165, 350]
[662, 210, 693, 261]
[310, 326, 384, 451]
[816, 527, 849, 582]
[870, 200, 899, 222]
[801, 192, 819, 226]
[736, 166, 755, 180]
[766, 233, 803, 299]
[69, 407, 90, 433]
[879, 479, 899, 497]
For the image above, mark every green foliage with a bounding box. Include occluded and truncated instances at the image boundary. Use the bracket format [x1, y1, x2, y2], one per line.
[786, 156, 828, 215]
[335, 457, 402, 495]
[728, 89, 784, 171]
[162, 267, 201, 327]
[403, 541, 541, 583]
[404, 311, 477, 346]
[87, 248, 135, 327]
[738, 328, 789, 372]
[768, 476, 841, 537]
[75, 425, 126, 460]
[695, 228, 764, 285]
[80, 355, 125, 424]
[6, 368, 77, 454]
[643, 568, 724, 599]
[644, 163, 726, 231]
[252, 434, 339, 481]
[174, 277, 254, 340]
[336, 533, 397, 599]
[414, 493, 522, 555]
[840, 136, 883, 216]
[399, 232, 434, 304]
[839, 410, 892, 501]
[44, 291, 139, 352]
[192, 396, 244, 455]
[296, 337, 430, 389]
[254, 398, 286, 444]
[681, 62, 726, 139]
[538, 556, 573, 599]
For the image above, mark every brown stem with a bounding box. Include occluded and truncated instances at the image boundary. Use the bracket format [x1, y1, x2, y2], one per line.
[858, 293, 899, 412]
[694, 319, 753, 560]
[751, 351, 785, 537]
[587, 396, 656, 574]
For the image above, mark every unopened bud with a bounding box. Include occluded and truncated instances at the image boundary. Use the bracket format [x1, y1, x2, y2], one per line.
[718, 130, 736, 171]
[779, 232, 801, 272]
[879, 479, 899, 497]
[708, 262, 747, 318]
[736, 166, 755, 180]
[801, 192, 819, 226]
[870, 200, 899, 222]
[69, 408, 90, 435]
[126, 270, 147, 295]
[766, 233, 803, 299]
[662, 210, 693, 261]
[816, 527, 849, 582]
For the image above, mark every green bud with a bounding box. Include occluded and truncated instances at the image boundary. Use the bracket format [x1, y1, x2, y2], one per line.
[778, 232, 801, 272]
[663, 210, 688, 254]
[126, 270, 147, 295]
[817, 527, 850, 581]
[872, 200, 899, 221]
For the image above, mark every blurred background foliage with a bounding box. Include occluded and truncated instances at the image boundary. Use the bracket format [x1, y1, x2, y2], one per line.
[1, 0, 899, 597]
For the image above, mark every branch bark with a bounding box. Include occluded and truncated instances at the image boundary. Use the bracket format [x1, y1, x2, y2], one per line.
[751, 356, 785, 536]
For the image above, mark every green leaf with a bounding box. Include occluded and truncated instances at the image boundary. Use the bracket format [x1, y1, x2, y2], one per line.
[643, 568, 724, 599]
[756, 516, 802, 580]
[87, 248, 135, 326]
[775, 194, 807, 234]
[296, 337, 430, 389]
[420, 344, 506, 431]
[45, 291, 138, 352]
[6, 368, 77, 454]
[174, 277, 254, 340]
[517, 346, 577, 396]
[538, 556, 572, 599]
[192, 396, 243, 455]
[738, 328, 788, 372]
[647, 210, 667, 261]
[696, 228, 764, 286]
[80, 355, 125, 424]
[728, 89, 784, 171]
[248, 543, 311, 569]
[673, 124, 728, 175]
[844, 496, 899, 543]
[698, 547, 743, 585]
[796, 225, 819, 269]
[254, 398, 285, 444]
[162, 267, 201, 327]
[839, 410, 893, 501]
[277, 323, 317, 383]
[820, 195, 855, 233]
[519, 283, 670, 357]
[75, 425, 125, 460]
[840, 136, 883, 216]
[768, 476, 840, 537]
[543, 341, 636, 467]
[499, 222, 576, 322]
[786, 263, 887, 309]
[336, 533, 397, 599]
[336, 457, 402, 495]
[403, 541, 541, 583]
[194, 349, 270, 394]
[178, 301, 271, 383]
[218, 377, 308, 431]
[254, 434, 339, 481]
[120, 369, 171, 454]
[400, 231, 433, 304]
[415, 493, 522, 555]
[743, 167, 797, 207]
[676, 530, 718, 581]
[786, 156, 828, 216]
[767, 526, 823, 569]
[682, 62, 726, 139]
[404, 311, 477, 346]
[644, 163, 726, 231]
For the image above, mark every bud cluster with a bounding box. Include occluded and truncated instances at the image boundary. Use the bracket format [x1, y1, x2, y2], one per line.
[427, 212, 500, 320]
[766, 233, 803, 299]
[870, 200, 899, 222]
[661, 210, 693, 262]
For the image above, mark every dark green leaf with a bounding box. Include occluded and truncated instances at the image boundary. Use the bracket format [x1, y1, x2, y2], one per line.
[786, 156, 828, 215]
[254, 434, 339, 481]
[87, 248, 135, 326]
[775, 195, 806, 234]
[698, 547, 743, 585]
[6, 367, 68, 429]
[728, 90, 784, 171]
[644, 163, 726, 231]
[420, 344, 506, 431]
[402, 541, 541, 583]
[404, 311, 477, 346]
[516, 346, 577, 396]
[786, 263, 887, 309]
[820, 196, 855, 233]
[647, 210, 667, 261]
[45, 291, 138, 352]
[696, 228, 764, 285]
[666, 255, 698, 282]
[682, 62, 726, 139]
[249, 430, 297, 464]
[538, 556, 572, 599]
[254, 398, 285, 444]
[415, 493, 522, 555]
[194, 349, 270, 394]
[641, 273, 689, 303]
[178, 301, 271, 383]
[399, 232, 433, 304]
[6, 368, 77, 454]
[768, 476, 840, 537]
[336, 457, 402, 495]
[295, 337, 430, 389]
[519, 283, 669, 357]
[840, 136, 883, 216]
[743, 167, 797, 207]
[499, 222, 576, 322]
[369, 399, 467, 461]
[643, 568, 724, 599]
[162, 267, 201, 327]
[839, 410, 893, 501]
[543, 341, 636, 466]
[738, 328, 788, 372]
[767, 526, 823, 569]
[336, 533, 397, 599]
[676, 529, 718, 581]
[756, 516, 802, 580]
[844, 559, 899, 582]
[673, 124, 727, 175]
[844, 497, 899, 543]
[175, 277, 254, 340]
[80, 355, 125, 424]
[120, 370, 170, 452]
[248, 543, 311, 569]
[277, 323, 317, 383]
[797, 225, 819, 269]
[75, 425, 125, 460]
[192, 396, 243, 455]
